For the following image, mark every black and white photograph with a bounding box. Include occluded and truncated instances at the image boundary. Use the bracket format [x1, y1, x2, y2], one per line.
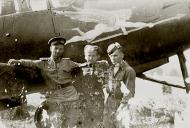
[0, 0, 190, 127]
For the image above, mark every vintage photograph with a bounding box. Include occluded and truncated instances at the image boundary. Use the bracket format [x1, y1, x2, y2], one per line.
[0, 0, 190, 127]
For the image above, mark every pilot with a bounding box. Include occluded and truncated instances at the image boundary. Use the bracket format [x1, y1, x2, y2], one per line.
[103, 42, 136, 128]
[8, 37, 80, 128]
[74, 45, 109, 128]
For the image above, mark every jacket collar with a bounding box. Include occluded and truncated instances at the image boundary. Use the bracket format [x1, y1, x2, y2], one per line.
[111, 60, 127, 69]
[110, 60, 129, 76]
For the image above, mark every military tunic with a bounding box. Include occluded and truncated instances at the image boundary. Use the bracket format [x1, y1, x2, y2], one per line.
[74, 60, 109, 128]
[103, 60, 136, 128]
[19, 58, 80, 128]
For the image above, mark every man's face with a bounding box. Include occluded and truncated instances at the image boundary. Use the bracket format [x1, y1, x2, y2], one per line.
[50, 44, 64, 59]
[108, 49, 124, 65]
[85, 51, 100, 63]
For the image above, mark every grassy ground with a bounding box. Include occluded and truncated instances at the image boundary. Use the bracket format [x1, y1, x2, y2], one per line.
[0, 77, 189, 128]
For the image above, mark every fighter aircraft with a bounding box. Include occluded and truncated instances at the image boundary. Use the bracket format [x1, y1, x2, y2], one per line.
[0, 0, 190, 110]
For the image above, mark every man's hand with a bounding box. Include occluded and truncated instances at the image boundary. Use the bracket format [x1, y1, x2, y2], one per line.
[120, 81, 129, 96]
[8, 59, 21, 66]
[117, 102, 129, 113]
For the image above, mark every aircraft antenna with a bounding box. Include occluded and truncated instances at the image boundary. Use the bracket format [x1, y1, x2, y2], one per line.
[46, 0, 54, 10]
[46, 0, 60, 36]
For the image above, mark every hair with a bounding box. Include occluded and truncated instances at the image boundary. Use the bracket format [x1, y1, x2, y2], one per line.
[84, 45, 102, 55]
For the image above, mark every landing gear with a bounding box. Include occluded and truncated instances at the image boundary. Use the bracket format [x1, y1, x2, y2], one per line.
[177, 51, 190, 93]
[138, 51, 190, 93]
[34, 101, 52, 128]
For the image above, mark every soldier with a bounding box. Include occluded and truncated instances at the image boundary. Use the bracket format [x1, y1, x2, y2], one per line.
[8, 37, 80, 128]
[103, 42, 136, 128]
[74, 45, 109, 128]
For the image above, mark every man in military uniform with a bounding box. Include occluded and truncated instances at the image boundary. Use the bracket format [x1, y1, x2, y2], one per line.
[103, 42, 136, 128]
[74, 45, 109, 128]
[8, 37, 80, 128]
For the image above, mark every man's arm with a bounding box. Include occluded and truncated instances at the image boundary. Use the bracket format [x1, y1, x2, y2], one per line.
[8, 59, 43, 69]
[68, 60, 81, 77]
[69, 60, 80, 69]
[121, 68, 136, 103]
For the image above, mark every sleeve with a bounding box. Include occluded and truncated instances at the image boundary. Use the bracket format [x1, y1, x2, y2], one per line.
[19, 59, 44, 69]
[69, 60, 81, 76]
[99, 60, 109, 69]
[121, 68, 136, 103]
[103, 61, 110, 70]
[69, 60, 80, 69]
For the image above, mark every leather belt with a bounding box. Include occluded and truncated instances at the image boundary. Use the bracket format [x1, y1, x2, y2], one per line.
[109, 93, 123, 100]
[53, 82, 72, 90]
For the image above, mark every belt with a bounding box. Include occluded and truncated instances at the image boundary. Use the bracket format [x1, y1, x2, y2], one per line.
[45, 82, 73, 98]
[52, 82, 72, 90]
[109, 93, 123, 100]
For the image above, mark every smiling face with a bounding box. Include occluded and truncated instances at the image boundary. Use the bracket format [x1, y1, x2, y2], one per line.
[50, 43, 65, 60]
[108, 49, 124, 65]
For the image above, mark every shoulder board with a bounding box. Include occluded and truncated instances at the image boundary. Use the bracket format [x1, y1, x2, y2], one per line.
[40, 58, 50, 61]
[61, 58, 70, 60]
[61, 58, 71, 62]
[80, 62, 88, 67]
[97, 60, 108, 64]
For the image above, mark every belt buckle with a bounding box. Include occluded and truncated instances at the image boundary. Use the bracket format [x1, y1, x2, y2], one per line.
[57, 84, 62, 89]
[110, 93, 117, 99]
[94, 91, 99, 95]
[89, 92, 93, 96]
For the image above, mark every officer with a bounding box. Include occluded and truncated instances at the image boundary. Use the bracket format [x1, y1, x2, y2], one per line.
[103, 42, 136, 128]
[8, 37, 80, 128]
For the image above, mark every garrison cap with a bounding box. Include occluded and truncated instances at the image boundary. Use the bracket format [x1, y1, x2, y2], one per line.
[107, 42, 123, 55]
[48, 37, 66, 46]
[84, 45, 102, 54]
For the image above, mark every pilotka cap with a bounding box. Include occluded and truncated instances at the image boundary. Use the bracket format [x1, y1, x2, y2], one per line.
[107, 42, 123, 55]
[48, 37, 66, 46]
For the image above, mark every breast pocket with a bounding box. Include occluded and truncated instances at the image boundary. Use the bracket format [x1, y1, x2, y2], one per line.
[116, 71, 125, 81]
[58, 69, 72, 78]
[60, 66, 72, 72]
[82, 67, 93, 76]
[44, 68, 57, 74]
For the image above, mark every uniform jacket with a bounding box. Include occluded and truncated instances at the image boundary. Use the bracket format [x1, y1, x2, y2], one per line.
[107, 60, 136, 103]
[19, 58, 79, 101]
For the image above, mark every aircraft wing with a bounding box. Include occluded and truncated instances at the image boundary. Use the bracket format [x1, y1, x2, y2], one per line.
[63, 13, 190, 72]
[0, 12, 184, 104]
